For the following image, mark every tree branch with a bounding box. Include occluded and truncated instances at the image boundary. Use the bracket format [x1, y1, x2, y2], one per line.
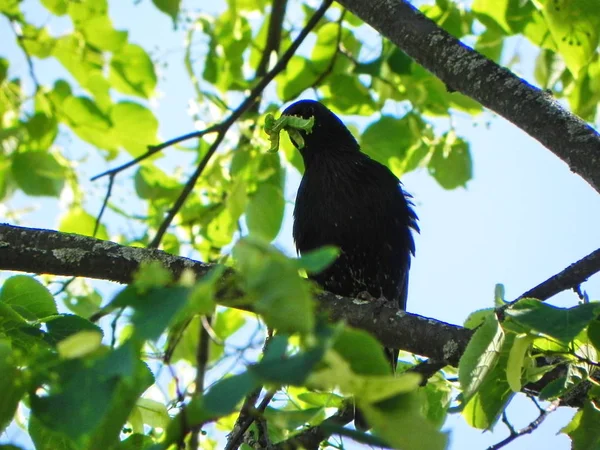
[334, 0, 600, 195]
[2, 223, 599, 367]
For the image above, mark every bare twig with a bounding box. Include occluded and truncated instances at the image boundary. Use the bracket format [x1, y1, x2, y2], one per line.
[93, 174, 115, 237]
[90, 125, 222, 181]
[272, 401, 355, 450]
[516, 248, 600, 302]
[487, 399, 559, 450]
[190, 314, 212, 449]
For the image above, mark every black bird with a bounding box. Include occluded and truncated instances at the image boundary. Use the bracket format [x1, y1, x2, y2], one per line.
[283, 99, 418, 370]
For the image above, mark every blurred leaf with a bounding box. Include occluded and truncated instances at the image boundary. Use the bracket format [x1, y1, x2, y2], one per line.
[134, 165, 180, 201]
[45, 314, 103, 345]
[110, 44, 157, 98]
[133, 398, 169, 429]
[62, 96, 116, 151]
[472, 0, 512, 34]
[294, 246, 339, 274]
[360, 391, 448, 450]
[0, 275, 57, 320]
[0, 340, 25, 433]
[81, 16, 128, 52]
[41, 0, 67, 15]
[233, 237, 315, 334]
[59, 207, 109, 239]
[588, 320, 600, 351]
[246, 183, 285, 241]
[11, 150, 66, 197]
[57, 330, 103, 359]
[333, 328, 390, 376]
[111, 102, 158, 156]
[152, 0, 180, 26]
[250, 346, 325, 386]
[20, 25, 55, 58]
[542, 0, 600, 77]
[428, 132, 472, 189]
[475, 29, 504, 62]
[361, 114, 421, 171]
[24, 113, 58, 150]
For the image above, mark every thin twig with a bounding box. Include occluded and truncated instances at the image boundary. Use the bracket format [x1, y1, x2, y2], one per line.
[93, 174, 115, 236]
[147, 0, 333, 248]
[90, 126, 222, 181]
[487, 400, 559, 450]
[190, 314, 212, 449]
[272, 401, 356, 450]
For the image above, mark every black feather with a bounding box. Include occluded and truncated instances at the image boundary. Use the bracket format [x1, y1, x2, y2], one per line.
[283, 99, 418, 430]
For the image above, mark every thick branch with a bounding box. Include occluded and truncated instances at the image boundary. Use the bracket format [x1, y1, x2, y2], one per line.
[335, 0, 600, 195]
[2, 224, 599, 368]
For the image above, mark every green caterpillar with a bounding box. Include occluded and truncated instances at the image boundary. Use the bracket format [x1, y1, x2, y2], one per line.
[264, 113, 315, 153]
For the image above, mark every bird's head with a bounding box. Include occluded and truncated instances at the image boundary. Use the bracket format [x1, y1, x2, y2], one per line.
[281, 100, 359, 159]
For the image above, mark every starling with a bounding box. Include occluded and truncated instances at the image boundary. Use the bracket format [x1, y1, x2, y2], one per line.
[283, 99, 419, 429]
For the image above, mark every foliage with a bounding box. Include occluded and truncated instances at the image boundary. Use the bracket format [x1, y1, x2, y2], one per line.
[0, 0, 599, 449]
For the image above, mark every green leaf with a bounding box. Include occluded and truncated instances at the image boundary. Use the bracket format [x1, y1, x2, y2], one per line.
[506, 333, 534, 392]
[81, 15, 128, 52]
[360, 391, 448, 450]
[472, 0, 512, 34]
[0, 340, 25, 433]
[41, 0, 68, 15]
[588, 320, 600, 351]
[110, 44, 157, 98]
[561, 401, 600, 450]
[428, 132, 472, 189]
[539, 364, 587, 400]
[0, 275, 57, 320]
[461, 333, 515, 429]
[311, 22, 339, 72]
[133, 398, 169, 429]
[534, 48, 566, 89]
[294, 246, 339, 274]
[232, 237, 315, 334]
[57, 330, 103, 359]
[152, 0, 180, 26]
[322, 74, 375, 115]
[463, 308, 495, 330]
[361, 114, 420, 170]
[11, 150, 66, 197]
[52, 35, 106, 98]
[459, 313, 504, 402]
[505, 298, 600, 343]
[246, 183, 285, 241]
[203, 371, 260, 416]
[0, 0, 20, 15]
[45, 314, 103, 345]
[24, 113, 58, 150]
[542, 0, 600, 77]
[20, 25, 55, 58]
[250, 346, 326, 386]
[134, 165, 180, 201]
[333, 328, 390, 376]
[29, 415, 77, 450]
[62, 96, 116, 151]
[121, 286, 190, 341]
[475, 29, 504, 62]
[111, 102, 158, 156]
[59, 207, 109, 239]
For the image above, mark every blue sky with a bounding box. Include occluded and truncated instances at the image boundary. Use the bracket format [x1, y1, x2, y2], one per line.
[2, 1, 600, 449]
